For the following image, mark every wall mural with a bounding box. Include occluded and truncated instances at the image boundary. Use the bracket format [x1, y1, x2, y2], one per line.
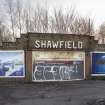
[92, 52, 105, 75]
[0, 51, 25, 77]
[32, 51, 85, 81]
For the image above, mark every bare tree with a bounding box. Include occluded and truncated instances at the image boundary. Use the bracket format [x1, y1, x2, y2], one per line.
[49, 8, 94, 35]
[50, 8, 75, 33]
[4, 0, 16, 38]
[98, 22, 105, 44]
[29, 6, 94, 35]
[64, 9, 75, 33]
[16, 0, 22, 35]
[31, 6, 42, 32]
[52, 9, 65, 33]
[0, 0, 95, 41]
[0, 21, 13, 43]
[41, 8, 49, 33]
[0, 21, 3, 44]
[30, 4, 49, 33]
[71, 15, 94, 35]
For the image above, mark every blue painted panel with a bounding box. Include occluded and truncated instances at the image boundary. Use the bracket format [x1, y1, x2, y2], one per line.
[92, 53, 105, 74]
[0, 51, 25, 77]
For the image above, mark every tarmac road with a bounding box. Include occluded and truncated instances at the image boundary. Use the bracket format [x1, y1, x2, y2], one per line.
[0, 80, 105, 105]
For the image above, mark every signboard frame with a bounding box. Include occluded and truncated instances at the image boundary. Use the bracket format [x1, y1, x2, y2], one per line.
[32, 51, 85, 81]
[0, 50, 25, 78]
[91, 51, 105, 76]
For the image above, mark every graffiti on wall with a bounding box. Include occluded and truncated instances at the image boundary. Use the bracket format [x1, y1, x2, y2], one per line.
[33, 61, 84, 81]
[32, 51, 85, 81]
[0, 51, 25, 77]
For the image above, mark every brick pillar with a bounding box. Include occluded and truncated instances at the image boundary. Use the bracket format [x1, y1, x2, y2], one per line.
[85, 52, 91, 79]
[25, 51, 32, 82]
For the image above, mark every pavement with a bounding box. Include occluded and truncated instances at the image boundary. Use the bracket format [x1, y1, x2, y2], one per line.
[0, 80, 105, 105]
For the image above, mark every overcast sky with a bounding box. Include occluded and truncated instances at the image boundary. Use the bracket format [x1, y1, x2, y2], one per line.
[0, 0, 104, 29]
[31, 0, 105, 28]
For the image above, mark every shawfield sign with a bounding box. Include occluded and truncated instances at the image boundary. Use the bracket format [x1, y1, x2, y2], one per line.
[34, 40, 83, 49]
[26, 33, 90, 50]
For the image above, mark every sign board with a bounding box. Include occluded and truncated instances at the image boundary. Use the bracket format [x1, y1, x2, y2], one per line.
[0, 51, 25, 77]
[32, 51, 85, 81]
[28, 34, 91, 51]
[34, 40, 83, 49]
[91, 52, 105, 76]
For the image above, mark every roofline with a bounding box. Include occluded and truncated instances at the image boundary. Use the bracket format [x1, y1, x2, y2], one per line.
[26, 32, 94, 38]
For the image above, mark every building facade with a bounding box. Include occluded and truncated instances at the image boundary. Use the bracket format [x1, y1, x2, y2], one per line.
[0, 33, 104, 82]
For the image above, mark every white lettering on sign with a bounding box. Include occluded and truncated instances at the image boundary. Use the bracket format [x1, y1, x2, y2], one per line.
[35, 40, 40, 48]
[78, 41, 83, 49]
[59, 41, 64, 48]
[67, 41, 72, 48]
[34, 40, 83, 49]
[52, 41, 59, 48]
[47, 41, 52, 48]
